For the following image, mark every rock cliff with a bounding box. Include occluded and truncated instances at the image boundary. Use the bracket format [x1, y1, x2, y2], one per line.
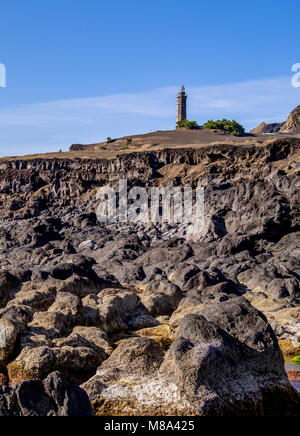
[0, 136, 300, 415]
[251, 105, 300, 135]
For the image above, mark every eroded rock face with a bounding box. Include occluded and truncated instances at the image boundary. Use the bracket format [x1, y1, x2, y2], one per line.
[281, 105, 300, 133]
[0, 139, 300, 415]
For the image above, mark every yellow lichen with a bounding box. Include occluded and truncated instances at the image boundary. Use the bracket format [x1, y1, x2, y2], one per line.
[92, 396, 196, 417]
[135, 325, 174, 350]
[7, 361, 40, 384]
[279, 340, 300, 359]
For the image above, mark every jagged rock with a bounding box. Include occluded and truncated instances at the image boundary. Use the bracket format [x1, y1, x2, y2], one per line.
[7, 342, 106, 385]
[0, 271, 21, 308]
[82, 288, 157, 333]
[91, 266, 122, 289]
[7, 282, 56, 311]
[0, 371, 93, 416]
[83, 298, 300, 416]
[96, 337, 164, 380]
[169, 282, 239, 331]
[137, 242, 194, 266]
[140, 280, 183, 316]
[53, 326, 113, 358]
[1, 137, 300, 415]
[28, 311, 69, 339]
[198, 297, 285, 378]
[0, 305, 33, 362]
[45, 255, 96, 280]
[81, 338, 174, 416]
[112, 263, 146, 285]
[167, 263, 200, 289]
[56, 275, 101, 298]
[160, 308, 300, 416]
[48, 292, 83, 329]
[52, 346, 101, 382]
[143, 265, 167, 283]
[7, 346, 55, 383]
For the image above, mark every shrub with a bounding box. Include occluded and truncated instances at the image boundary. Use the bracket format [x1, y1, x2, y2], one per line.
[126, 137, 133, 146]
[106, 137, 112, 144]
[292, 356, 300, 364]
[203, 119, 245, 137]
[121, 145, 129, 151]
[176, 119, 200, 130]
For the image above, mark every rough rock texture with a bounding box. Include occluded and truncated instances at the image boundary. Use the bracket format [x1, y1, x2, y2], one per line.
[251, 105, 300, 135]
[281, 105, 300, 133]
[83, 298, 300, 416]
[250, 122, 284, 135]
[0, 372, 93, 416]
[1, 136, 300, 415]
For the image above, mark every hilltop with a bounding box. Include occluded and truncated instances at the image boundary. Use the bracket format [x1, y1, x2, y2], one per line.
[70, 127, 267, 153]
[0, 128, 283, 162]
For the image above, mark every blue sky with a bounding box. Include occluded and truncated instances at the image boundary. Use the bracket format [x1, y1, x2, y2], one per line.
[0, 0, 300, 156]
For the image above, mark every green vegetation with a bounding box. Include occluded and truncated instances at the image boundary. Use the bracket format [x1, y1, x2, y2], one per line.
[106, 137, 112, 144]
[100, 146, 107, 150]
[291, 356, 300, 364]
[204, 119, 245, 136]
[176, 119, 200, 130]
[120, 137, 133, 151]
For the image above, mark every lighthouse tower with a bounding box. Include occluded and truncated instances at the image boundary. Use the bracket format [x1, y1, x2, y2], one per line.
[177, 85, 187, 123]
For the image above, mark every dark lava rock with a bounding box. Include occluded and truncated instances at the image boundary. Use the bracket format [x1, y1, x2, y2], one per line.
[0, 372, 93, 416]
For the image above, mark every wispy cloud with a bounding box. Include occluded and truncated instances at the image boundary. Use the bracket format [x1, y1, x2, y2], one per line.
[0, 76, 299, 156]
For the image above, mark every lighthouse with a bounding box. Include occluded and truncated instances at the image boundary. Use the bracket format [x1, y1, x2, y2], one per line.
[177, 85, 187, 123]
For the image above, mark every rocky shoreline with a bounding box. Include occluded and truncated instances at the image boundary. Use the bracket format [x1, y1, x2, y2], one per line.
[0, 137, 300, 415]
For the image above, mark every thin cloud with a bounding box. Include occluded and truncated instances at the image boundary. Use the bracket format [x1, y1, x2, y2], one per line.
[0, 76, 299, 156]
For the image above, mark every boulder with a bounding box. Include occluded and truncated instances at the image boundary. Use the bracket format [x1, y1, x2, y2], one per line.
[82, 338, 177, 416]
[140, 280, 183, 316]
[48, 292, 83, 329]
[7, 283, 56, 311]
[56, 275, 102, 298]
[53, 326, 113, 359]
[7, 343, 104, 384]
[0, 371, 93, 416]
[96, 337, 164, 381]
[167, 264, 200, 290]
[82, 288, 157, 333]
[0, 305, 33, 362]
[160, 299, 300, 416]
[0, 272, 21, 308]
[169, 282, 239, 331]
[28, 312, 69, 339]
